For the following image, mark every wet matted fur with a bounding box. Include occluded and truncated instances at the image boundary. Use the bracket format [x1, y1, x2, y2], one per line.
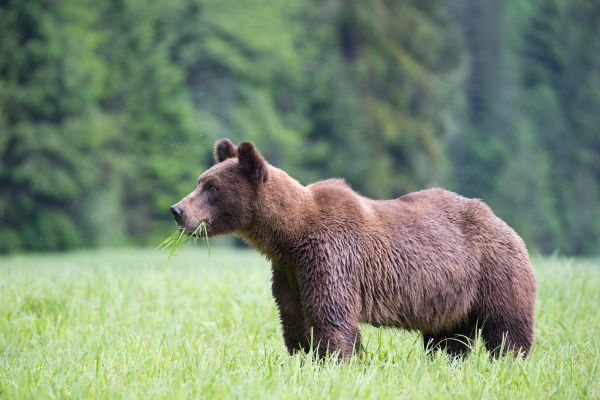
[172, 139, 536, 359]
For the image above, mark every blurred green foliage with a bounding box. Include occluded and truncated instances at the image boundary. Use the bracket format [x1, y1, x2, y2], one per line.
[0, 0, 599, 255]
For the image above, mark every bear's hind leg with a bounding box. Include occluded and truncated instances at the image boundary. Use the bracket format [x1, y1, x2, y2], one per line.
[479, 256, 536, 358]
[482, 314, 533, 358]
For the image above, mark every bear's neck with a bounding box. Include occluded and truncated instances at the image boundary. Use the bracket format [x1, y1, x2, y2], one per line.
[239, 166, 312, 264]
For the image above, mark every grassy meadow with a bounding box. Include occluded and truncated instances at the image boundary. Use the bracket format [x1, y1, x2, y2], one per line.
[0, 248, 598, 399]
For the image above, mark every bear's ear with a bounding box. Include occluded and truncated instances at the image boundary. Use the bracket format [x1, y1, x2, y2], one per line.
[214, 138, 238, 163]
[238, 141, 268, 184]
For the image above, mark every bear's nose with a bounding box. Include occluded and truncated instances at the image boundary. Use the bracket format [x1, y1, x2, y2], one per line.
[170, 204, 184, 222]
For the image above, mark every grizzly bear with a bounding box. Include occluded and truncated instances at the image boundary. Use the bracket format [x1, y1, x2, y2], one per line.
[170, 139, 536, 359]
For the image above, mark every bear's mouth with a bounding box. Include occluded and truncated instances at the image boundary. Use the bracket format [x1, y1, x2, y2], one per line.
[178, 220, 210, 237]
[174, 223, 194, 236]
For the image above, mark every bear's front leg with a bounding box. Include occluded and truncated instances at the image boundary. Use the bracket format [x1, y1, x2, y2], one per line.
[271, 265, 310, 354]
[297, 263, 361, 360]
[308, 323, 361, 360]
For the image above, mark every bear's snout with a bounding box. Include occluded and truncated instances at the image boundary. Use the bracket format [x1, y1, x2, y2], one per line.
[170, 204, 184, 224]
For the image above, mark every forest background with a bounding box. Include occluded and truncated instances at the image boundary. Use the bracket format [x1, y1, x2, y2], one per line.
[1, 0, 599, 256]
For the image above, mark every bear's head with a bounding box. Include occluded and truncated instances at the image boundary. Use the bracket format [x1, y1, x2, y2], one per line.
[170, 138, 269, 236]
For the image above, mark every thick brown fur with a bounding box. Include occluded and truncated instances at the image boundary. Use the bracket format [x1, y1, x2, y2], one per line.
[172, 139, 537, 359]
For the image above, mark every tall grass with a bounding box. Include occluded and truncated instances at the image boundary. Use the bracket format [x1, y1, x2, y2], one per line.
[0, 249, 598, 399]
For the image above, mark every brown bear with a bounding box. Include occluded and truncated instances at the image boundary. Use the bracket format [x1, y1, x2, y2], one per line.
[170, 139, 536, 359]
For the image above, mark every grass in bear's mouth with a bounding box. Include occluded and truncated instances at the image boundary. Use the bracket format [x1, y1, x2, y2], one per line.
[157, 221, 210, 263]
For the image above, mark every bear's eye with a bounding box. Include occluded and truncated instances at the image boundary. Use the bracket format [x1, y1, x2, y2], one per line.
[204, 183, 218, 195]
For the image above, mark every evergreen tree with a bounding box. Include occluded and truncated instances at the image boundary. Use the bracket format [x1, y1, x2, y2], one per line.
[558, 0, 600, 254]
[164, 0, 307, 171]
[447, 0, 513, 200]
[301, 0, 461, 197]
[0, 0, 106, 252]
[93, 0, 203, 244]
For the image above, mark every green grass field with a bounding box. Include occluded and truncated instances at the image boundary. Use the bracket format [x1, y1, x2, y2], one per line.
[1, 248, 598, 399]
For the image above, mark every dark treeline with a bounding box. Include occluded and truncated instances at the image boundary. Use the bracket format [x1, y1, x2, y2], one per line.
[1, 0, 599, 255]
